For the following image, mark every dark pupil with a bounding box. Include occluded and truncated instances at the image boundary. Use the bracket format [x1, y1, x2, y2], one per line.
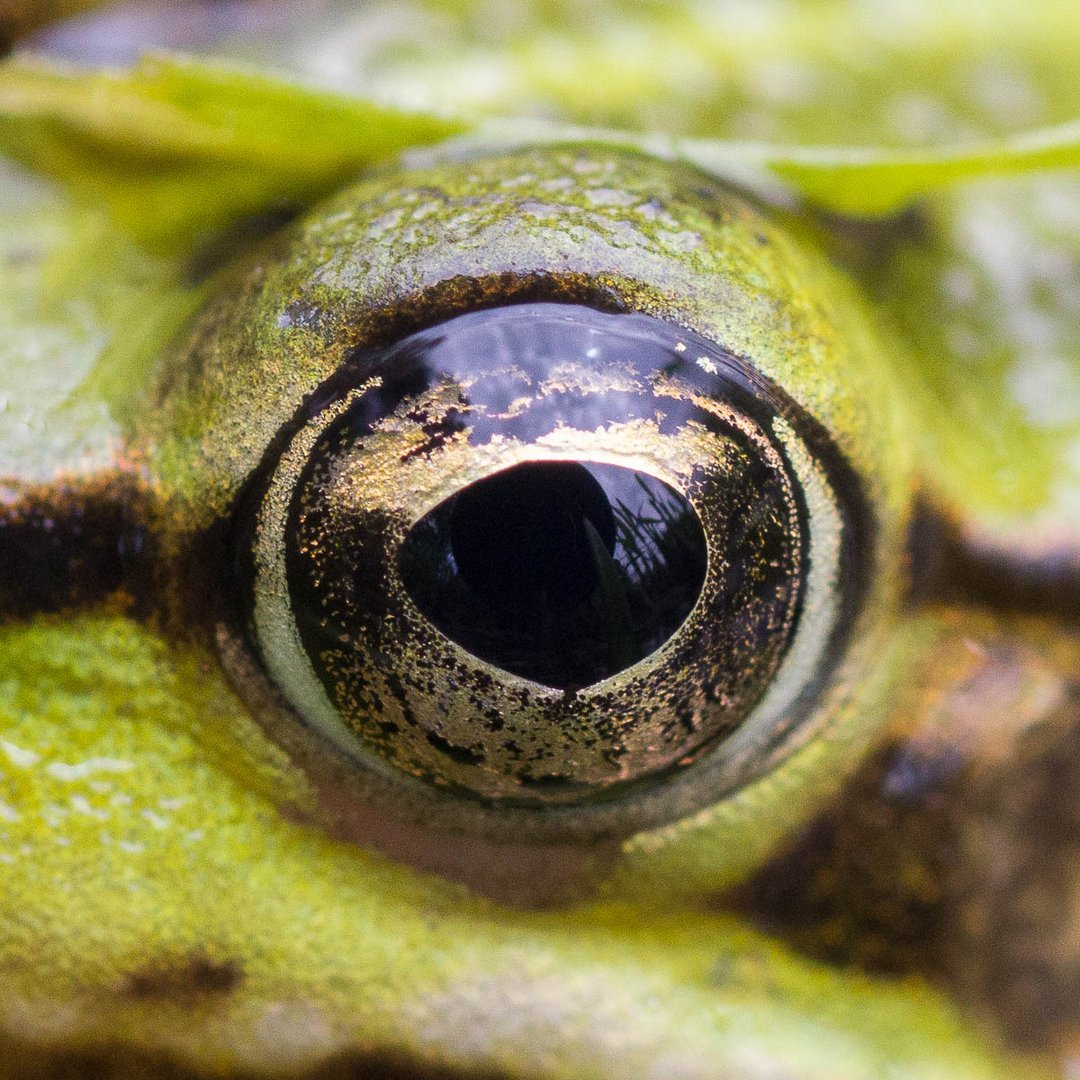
[400, 460, 707, 690]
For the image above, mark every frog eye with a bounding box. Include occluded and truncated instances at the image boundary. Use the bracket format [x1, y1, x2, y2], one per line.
[151, 145, 906, 843]
[245, 300, 863, 808]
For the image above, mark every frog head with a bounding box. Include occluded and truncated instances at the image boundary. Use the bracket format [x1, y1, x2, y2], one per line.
[2, 4, 1079, 1078]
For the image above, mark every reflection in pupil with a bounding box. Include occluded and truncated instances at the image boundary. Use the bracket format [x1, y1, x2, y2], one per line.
[400, 461, 708, 690]
[450, 462, 616, 608]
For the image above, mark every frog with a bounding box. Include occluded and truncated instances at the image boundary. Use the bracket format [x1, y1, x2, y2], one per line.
[1, 1, 1080, 1078]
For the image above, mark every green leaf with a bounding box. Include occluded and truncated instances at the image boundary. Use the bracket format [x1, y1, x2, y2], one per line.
[471, 116, 1080, 216]
[0, 53, 467, 250]
[0, 160, 201, 481]
[689, 122, 1080, 215]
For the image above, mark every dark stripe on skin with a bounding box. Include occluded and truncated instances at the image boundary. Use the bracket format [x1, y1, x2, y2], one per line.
[0, 472, 151, 620]
[909, 499, 1080, 625]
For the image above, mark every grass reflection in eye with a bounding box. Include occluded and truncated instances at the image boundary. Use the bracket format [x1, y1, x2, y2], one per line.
[398, 459, 708, 688]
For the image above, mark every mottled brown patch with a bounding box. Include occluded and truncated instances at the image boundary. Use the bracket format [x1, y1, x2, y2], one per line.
[722, 739, 948, 978]
[121, 953, 242, 1003]
[723, 611, 1080, 1052]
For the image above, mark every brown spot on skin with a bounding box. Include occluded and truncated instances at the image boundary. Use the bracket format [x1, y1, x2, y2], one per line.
[812, 203, 931, 290]
[723, 612, 1080, 1053]
[0, 0, 91, 46]
[122, 954, 242, 1003]
[910, 497, 1080, 623]
[183, 207, 305, 286]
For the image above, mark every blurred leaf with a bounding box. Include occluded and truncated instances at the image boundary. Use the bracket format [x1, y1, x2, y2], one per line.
[0, 52, 467, 250]
[0, 160, 203, 480]
[473, 117, 1080, 215]
[724, 122, 1080, 214]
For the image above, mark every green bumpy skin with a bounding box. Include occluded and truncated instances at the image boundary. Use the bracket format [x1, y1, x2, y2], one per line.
[3, 1, 1080, 1078]
[0, 613, 1031, 1079]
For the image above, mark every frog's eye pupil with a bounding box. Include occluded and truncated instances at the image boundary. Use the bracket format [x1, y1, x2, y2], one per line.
[445, 460, 616, 609]
[399, 460, 708, 690]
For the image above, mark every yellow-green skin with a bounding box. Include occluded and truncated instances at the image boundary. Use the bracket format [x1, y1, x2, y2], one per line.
[2, 2, 1080, 1078]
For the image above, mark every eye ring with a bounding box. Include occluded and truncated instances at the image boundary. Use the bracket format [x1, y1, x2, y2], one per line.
[230, 300, 871, 841]
[149, 145, 904, 847]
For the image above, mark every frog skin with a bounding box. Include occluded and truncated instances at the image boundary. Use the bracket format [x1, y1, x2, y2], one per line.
[2, 2, 1080, 1078]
